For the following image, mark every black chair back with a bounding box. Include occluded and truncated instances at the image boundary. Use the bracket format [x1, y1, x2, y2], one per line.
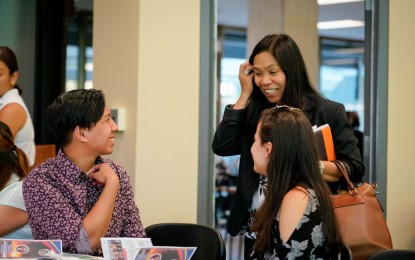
[145, 223, 226, 260]
[366, 249, 415, 260]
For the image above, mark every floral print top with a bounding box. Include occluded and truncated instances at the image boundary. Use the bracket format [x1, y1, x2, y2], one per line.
[251, 189, 335, 260]
[23, 150, 145, 256]
[246, 175, 266, 239]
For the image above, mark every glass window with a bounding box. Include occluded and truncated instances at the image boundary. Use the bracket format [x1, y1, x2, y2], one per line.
[218, 28, 247, 122]
[66, 45, 79, 91]
[319, 37, 365, 132]
[65, 11, 93, 91]
[84, 46, 94, 89]
[215, 28, 246, 231]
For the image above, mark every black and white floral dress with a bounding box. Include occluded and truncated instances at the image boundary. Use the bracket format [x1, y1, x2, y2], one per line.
[251, 189, 335, 260]
[245, 175, 267, 239]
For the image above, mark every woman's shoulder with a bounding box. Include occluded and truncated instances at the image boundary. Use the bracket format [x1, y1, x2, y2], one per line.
[285, 186, 308, 199]
[0, 179, 23, 203]
[281, 187, 319, 213]
[278, 186, 311, 242]
[1, 173, 21, 188]
[281, 186, 309, 212]
[0, 89, 24, 104]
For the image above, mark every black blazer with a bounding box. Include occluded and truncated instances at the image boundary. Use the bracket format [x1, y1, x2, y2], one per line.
[212, 93, 365, 236]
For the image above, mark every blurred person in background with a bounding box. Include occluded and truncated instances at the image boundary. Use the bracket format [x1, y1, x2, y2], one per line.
[346, 111, 363, 159]
[0, 46, 35, 165]
[0, 121, 32, 239]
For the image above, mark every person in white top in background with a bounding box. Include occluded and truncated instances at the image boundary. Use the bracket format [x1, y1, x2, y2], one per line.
[0, 121, 32, 239]
[0, 46, 35, 166]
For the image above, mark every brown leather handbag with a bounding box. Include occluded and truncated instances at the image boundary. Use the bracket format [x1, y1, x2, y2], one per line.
[331, 160, 393, 260]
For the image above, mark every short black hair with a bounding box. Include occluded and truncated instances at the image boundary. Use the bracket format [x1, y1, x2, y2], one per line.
[46, 89, 106, 148]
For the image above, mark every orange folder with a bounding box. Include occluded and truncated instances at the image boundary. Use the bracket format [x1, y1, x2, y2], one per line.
[313, 124, 336, 161]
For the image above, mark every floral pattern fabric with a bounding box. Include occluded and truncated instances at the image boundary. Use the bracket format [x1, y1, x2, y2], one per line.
[251, 189, 335, 259]
[23, 150, 145, 256]
[245, 175, 266, 239]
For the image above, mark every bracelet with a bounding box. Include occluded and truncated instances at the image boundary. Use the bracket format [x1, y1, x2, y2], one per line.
[319, 161, 325, 174]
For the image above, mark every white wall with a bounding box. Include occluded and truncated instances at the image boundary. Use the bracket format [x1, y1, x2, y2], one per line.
[387, 0, 415, 249]
[93, 0, 201, 226]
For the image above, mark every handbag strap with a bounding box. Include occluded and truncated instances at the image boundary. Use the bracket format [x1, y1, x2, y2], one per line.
[332, 160, 358, 196]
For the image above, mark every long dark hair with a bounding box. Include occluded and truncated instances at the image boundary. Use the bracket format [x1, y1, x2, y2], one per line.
[251, 107, 343, 255]
[0, 46, 23, 95]
[0, 121, 29, 190]
[244, 34, 319, 135]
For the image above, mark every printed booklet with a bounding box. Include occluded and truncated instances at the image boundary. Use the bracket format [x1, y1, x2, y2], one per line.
[0, 239, 62, 258]
[0, 239, 101, 259]
[101, 238, 152, 260]
[101, 238, 196, 260]
[0, 238, 196, 259]
[134, 247, 196, 260]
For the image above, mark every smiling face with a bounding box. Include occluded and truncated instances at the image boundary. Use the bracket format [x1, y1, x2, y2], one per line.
[84, 105, 118, 156]
[251, 122, 271, 176]
[0, 60, 17, 97]
[253, 51, 286, 105]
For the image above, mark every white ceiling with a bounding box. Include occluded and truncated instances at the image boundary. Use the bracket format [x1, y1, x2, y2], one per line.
[217, 0, 365, 41]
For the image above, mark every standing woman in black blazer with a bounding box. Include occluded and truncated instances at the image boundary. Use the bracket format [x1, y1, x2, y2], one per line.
[212, 34, 364, 259]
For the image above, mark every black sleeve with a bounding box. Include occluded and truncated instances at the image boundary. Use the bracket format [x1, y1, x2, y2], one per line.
[212, 105, 247, 156]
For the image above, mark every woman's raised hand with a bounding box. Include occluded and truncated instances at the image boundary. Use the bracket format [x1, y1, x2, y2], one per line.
[234, 61, 254, 109]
